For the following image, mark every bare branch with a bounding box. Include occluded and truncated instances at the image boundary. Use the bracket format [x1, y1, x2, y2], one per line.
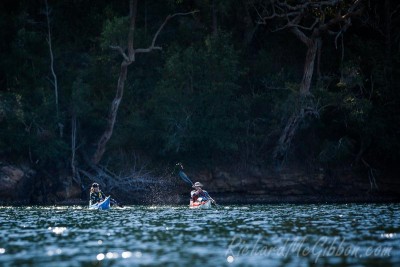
[134, 46, 162, 53]
[135, 10, 199, 54]
[302, 18, 319, 31]
[270, 13, 304, 32]
[391, 4, 400, 19]
[110, 45, 130, 61]
[128, 0, 138, 60]
[290, 26, 311, 45]
[277, 0, 341, 11]
[252, 2, 265, 23]
[261, 11, 300, 22]
[275, 17, 319, 32]
[334, 20, 351, 49]
[270, 23, 290, 32]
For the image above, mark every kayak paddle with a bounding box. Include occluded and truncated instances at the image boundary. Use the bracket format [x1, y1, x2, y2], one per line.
[176, 163, 219, 207]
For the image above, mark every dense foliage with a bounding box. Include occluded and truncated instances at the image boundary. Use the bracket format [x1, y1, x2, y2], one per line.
[0, 0, 399, 180]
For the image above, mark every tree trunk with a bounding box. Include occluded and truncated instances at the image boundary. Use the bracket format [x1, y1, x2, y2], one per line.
[91, 0, 136, 165]
[316, 38, 322, 80]
[128, 0, 138, 60]
[273, 112, 302, 164]
[243, 0, 258, 45]
[273, 30, 319, 166]
[384, 0, 392, 90]
[273, 103, 318, 165]
[44, 0, 63, 138]
[272, 29, 319, 165]
[45, 0, 58, 117]
[299, 39, 318, 94]
[212, 0, 218, 37]
[92, 61, 129, 164]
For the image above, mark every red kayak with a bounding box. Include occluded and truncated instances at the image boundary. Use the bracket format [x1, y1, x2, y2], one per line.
[189, 199, 212, 209]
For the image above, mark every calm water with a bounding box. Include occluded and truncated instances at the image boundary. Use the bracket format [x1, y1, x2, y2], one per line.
[0, 204, 399, 266]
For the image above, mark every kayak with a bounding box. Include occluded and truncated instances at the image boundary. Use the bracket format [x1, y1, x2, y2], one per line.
[89, 196, 110, 210]
[189, 199, 212, 209]
[89, 196, 111, 210]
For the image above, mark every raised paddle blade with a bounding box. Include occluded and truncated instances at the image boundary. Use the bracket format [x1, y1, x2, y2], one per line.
[178, 170, 193, 185]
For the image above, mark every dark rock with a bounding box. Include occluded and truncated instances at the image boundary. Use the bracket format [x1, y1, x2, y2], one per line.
[0, 164, 36, 203]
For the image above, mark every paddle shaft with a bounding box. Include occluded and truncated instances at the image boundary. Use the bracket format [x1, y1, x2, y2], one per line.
[204, 191, 219, 206]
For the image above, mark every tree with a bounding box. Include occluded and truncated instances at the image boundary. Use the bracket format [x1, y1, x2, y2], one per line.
[259, 0, 363, 94]
[91, 0, 197, 164]
[43, 0, 63, 138]
[253, 0, 364, 164]
[149, 33, 242, 160]
[365, 0, 400, 91]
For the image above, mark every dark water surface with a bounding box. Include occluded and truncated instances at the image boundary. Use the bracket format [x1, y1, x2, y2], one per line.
[0, 204, 399, 266]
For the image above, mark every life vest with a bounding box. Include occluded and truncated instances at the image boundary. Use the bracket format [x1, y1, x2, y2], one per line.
[190, 190, 208, 202]
[90, 191, 106, 205]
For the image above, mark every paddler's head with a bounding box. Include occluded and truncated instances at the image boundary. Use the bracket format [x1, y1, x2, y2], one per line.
[192, 181, 203, 190]
[91, 183, 100, 192]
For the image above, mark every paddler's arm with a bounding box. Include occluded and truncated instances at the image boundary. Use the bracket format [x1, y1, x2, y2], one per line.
[203, 190, 216, 204]
[90, 193, 97, 204]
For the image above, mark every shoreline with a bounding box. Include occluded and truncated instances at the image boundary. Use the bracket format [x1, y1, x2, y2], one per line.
[1, 194, 399, 206]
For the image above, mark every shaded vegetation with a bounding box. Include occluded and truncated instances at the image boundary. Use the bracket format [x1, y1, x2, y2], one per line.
[0, 0, 399, 197]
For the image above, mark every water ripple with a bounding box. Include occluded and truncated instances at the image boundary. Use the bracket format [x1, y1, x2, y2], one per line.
[0, 204, 399, 266]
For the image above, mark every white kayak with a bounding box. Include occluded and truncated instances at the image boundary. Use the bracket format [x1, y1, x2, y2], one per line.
[189, 199, 212, 209]
[89, 196, 111, 210]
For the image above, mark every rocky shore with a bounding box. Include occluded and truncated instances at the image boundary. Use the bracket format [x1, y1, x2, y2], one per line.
[1, 162, 399, 205]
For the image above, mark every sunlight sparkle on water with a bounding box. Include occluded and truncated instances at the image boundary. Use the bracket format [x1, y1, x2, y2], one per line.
[48, 227, 67, 235]
[47, 249, 62, 256]
[96, 253, 105, 261]
[227, 255, 234, 263]
[106, 252, 119, 259]
[121, 251, 132, 259]
[0, 248, 5, 254]
[381, 233, 396, 238]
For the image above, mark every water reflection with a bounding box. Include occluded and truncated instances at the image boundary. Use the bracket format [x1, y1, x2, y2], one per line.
[0, 204, 398, 266]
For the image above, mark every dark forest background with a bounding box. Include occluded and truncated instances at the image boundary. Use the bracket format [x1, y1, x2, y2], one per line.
[0, 0, 399, 203]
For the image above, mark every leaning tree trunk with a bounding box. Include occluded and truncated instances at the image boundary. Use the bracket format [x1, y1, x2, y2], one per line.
[273, 31, 319, 164]
[91, 0, 137, 165]
[286, 27, 320, 94]
[92, 62, 129, 164]
[298, 36, 318, 95]
[273, 112, 302, 163]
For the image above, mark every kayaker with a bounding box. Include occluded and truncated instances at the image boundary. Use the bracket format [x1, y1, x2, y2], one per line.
[89, 183, 107, 205]
[191, 182, 215, 204]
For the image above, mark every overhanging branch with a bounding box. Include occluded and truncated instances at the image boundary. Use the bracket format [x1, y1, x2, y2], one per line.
[135, 10, 198, 54]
